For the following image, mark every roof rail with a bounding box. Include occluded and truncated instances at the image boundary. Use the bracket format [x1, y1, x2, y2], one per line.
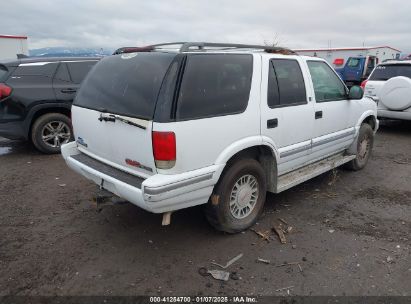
[114, 42, 296, 55]
[112, 46, 155, 55]
[178, 42, 295, 54]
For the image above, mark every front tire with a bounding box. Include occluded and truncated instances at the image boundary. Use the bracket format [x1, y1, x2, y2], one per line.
[31, 113, 73, 154]
[205, 159, 267, 233]
[346, 123, 374, 171]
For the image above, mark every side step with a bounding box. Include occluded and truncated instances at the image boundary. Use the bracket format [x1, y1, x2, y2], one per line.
[276, 153, 356, 193]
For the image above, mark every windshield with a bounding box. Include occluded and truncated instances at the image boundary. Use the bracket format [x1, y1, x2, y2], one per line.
[74, 52, 176, 120]
[347, 58, 361, 68]
[369, 64, 411, 81]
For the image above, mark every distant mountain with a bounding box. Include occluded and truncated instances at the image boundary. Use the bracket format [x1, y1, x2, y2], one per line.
[29, 47, 113, 57]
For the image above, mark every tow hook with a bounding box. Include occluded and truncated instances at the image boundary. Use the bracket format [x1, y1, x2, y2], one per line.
[92, 188, 127, 211]
[162, 212, 173, 226]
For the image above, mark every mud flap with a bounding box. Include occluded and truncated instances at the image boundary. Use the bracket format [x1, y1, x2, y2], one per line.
[347, 131, 359, 155]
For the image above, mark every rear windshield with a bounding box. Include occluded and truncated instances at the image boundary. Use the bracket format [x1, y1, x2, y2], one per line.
[369, 64, 411, 81]
[74, 52, 176, 120]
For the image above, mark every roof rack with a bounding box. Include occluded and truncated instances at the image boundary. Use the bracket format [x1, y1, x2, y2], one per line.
[112, 46, 155, 55]
[114, 42, 296, 55]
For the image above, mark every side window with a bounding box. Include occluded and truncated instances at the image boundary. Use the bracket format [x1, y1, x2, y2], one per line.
[66, 61, 97, 84]
[13, 63, 57, 77]
[54, 63, 71, 83]
[154, 60, 181, 122]
[267, 59, 306, 108]
[176, 54, 253, 120]
[307, 61, 347, 102]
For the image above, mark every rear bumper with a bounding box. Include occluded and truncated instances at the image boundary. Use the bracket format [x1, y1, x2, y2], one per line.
[61, 142, 224, 213]
[378, 109, 411, 121]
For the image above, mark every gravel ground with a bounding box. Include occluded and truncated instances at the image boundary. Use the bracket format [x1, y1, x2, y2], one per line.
[0, 120, 410, 296]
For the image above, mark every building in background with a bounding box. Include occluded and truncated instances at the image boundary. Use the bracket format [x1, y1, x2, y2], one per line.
[0, 35, 29, 60]
[295, 46, 401, 68]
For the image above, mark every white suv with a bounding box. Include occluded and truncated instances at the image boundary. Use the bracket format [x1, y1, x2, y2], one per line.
[62, 42, 378, 233]
[363, 60, 411, 120]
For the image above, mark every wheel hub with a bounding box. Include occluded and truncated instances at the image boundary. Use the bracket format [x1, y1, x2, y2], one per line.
[229, 174, 259, 219]
[237, 186, 253, 208]
[41, 121, 71, 148]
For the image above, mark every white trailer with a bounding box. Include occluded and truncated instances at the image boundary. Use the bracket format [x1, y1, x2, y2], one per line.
[0, 35, 29, 60]
[295, 46, 401, 68]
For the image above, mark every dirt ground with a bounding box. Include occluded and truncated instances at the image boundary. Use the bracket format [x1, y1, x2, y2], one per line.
[0, 120, 410, 296]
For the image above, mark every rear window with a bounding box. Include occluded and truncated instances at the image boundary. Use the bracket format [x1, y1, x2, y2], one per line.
[74, 52, 176, 120]
[176, 54, 253, 120]
[54, 63, 71, 82]
[369, 64, 411, 81]
[66, 61, 98, 84]
[267, 59, 306, 107]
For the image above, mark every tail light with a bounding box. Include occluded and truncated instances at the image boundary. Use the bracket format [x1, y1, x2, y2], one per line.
[0, 83, 12, 100]
[360, 80, 368, 89]
[152, 131, 176, 169]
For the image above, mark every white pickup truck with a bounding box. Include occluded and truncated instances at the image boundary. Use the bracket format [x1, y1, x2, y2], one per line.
[62, 42, 378, 233]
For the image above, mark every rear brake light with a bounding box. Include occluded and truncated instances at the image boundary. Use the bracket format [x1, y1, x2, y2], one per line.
[360, 80, 368, 89]
[152, 131, 176, 169]
[0, 83, 12, 100]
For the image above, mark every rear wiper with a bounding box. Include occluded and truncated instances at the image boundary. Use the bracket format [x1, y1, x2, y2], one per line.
[114, 115, 147, 130]
[98, 113, 147, 130]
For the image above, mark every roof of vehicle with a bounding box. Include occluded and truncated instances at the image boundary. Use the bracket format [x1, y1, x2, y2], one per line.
[0, 56, 101, 66]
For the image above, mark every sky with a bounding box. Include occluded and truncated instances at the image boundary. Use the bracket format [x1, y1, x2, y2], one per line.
[3, 0, 411, 53]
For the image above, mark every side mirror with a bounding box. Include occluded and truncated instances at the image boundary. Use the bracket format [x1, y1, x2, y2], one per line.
[348, 85, 364, 100]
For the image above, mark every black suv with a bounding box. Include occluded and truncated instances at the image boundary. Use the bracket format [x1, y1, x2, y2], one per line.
[0, 57, 99, 153]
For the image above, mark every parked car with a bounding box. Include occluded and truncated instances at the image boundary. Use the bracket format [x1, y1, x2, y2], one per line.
[0, 56, 100, 153]
[363, 60, 411, 120]
[61, 42, 378, 233]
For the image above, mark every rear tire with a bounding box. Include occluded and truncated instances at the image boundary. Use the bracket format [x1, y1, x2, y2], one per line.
[346, 123, 374, 171]
[31, 113, 73, 154]
[205, 159, 266, 233]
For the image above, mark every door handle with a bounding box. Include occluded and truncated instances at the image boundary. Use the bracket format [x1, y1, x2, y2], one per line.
[61, 88, 77, 94]
[315, 111, 323, 119]
[267, 118, 278, 129]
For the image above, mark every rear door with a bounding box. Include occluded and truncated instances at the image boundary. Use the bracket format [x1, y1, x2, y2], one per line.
[52, 62, 73, 102]
[53, 60, 98, 102]
[260, 57, 314, 175]
[72, 52, 177, 178]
